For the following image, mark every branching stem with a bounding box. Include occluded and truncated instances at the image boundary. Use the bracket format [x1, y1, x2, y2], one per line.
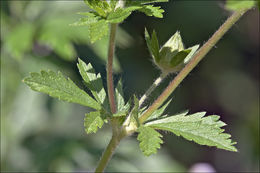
[139, 9, 248, 123]
[95, 8, 248, 173]
[139, 72, 168, 108]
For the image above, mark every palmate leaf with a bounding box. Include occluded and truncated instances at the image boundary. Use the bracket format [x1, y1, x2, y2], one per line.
[137, 126, 163, 156]
[84, 111, 106, 134]
[146, 112, 237, 152]
[23, 70, 101, 110]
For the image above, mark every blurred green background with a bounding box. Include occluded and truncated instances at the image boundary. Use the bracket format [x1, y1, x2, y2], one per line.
[1, 0, 259, 172]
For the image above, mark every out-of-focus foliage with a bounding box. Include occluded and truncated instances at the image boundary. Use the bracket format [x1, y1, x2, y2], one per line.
[1, 1, 132, 70]
[1, 0, 259, 172]
[225, 0, 256, 11]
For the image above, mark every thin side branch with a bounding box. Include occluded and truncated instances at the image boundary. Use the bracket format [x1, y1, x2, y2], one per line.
[139, 9, 248, 123]
[139, 72, 168, 108]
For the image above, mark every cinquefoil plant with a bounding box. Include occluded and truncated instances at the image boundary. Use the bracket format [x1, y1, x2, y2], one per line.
[23, 0, 257, 172]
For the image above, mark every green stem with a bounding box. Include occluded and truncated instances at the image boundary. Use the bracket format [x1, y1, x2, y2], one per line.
[107, 23, 118, 114]
[139, 72, 168, 108]
[95, 23, 119, 173]
[139, 9, 248, 123]
[95, 134, 123, 173]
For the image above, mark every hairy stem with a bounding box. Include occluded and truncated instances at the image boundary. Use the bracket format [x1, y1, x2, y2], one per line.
[139, 9, 248, 123]
[95, 23, 119, 173]
[139, 72, 168, 108]
[107, 23, 118, 114]
[95, 134, 123, 173]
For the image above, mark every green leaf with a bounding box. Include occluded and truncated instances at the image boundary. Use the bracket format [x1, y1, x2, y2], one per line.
[89, 19, 109, 43]
[124, 0, 167, 18]
[77, 59, 106, 105]
[70, 13, 100, 26]
[71, 13, 109, 43]
[137, 126, 163, 156]
[145, 28, 160, 63]
[107, 6, 141, 23]
[84, 111, 105, 134]
[138, 5, 165, 18]
[113, 80, 131, 117]
[146, 112, 237, 152]
[23, 70, 101, 110]
[109, 0, 119, 10]
[183, 44, 200, 64]
[115, 80, 126, 110]
[84, 0, 111, 17]
[225, 0, 256, 11]
[170, 49, 191, 67]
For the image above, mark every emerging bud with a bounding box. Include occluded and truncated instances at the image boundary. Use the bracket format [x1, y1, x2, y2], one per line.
[145, 29, 199, 73]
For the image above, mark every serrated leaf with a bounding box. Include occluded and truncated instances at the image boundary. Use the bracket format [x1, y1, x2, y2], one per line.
[109, 0, 119, 10]
[89, 19, 109, 43]
[145, 28, 160, 63]
[107, 6, 141, 23]
[71, 13, 109, 43]
[137, 126, 163, 156]
[77, 59, 106, 105]
[225, 0, 256, 11]
[115, 79, 125, 110]
[23, 70, 101, 110]
[113, 80, 131, 117]
[84, 111, 105, 134]
[70, 14, 99, 27]
[146, 112, 237, 152]
[84, 0, 111, 17]
[138, 5, 165, 18]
